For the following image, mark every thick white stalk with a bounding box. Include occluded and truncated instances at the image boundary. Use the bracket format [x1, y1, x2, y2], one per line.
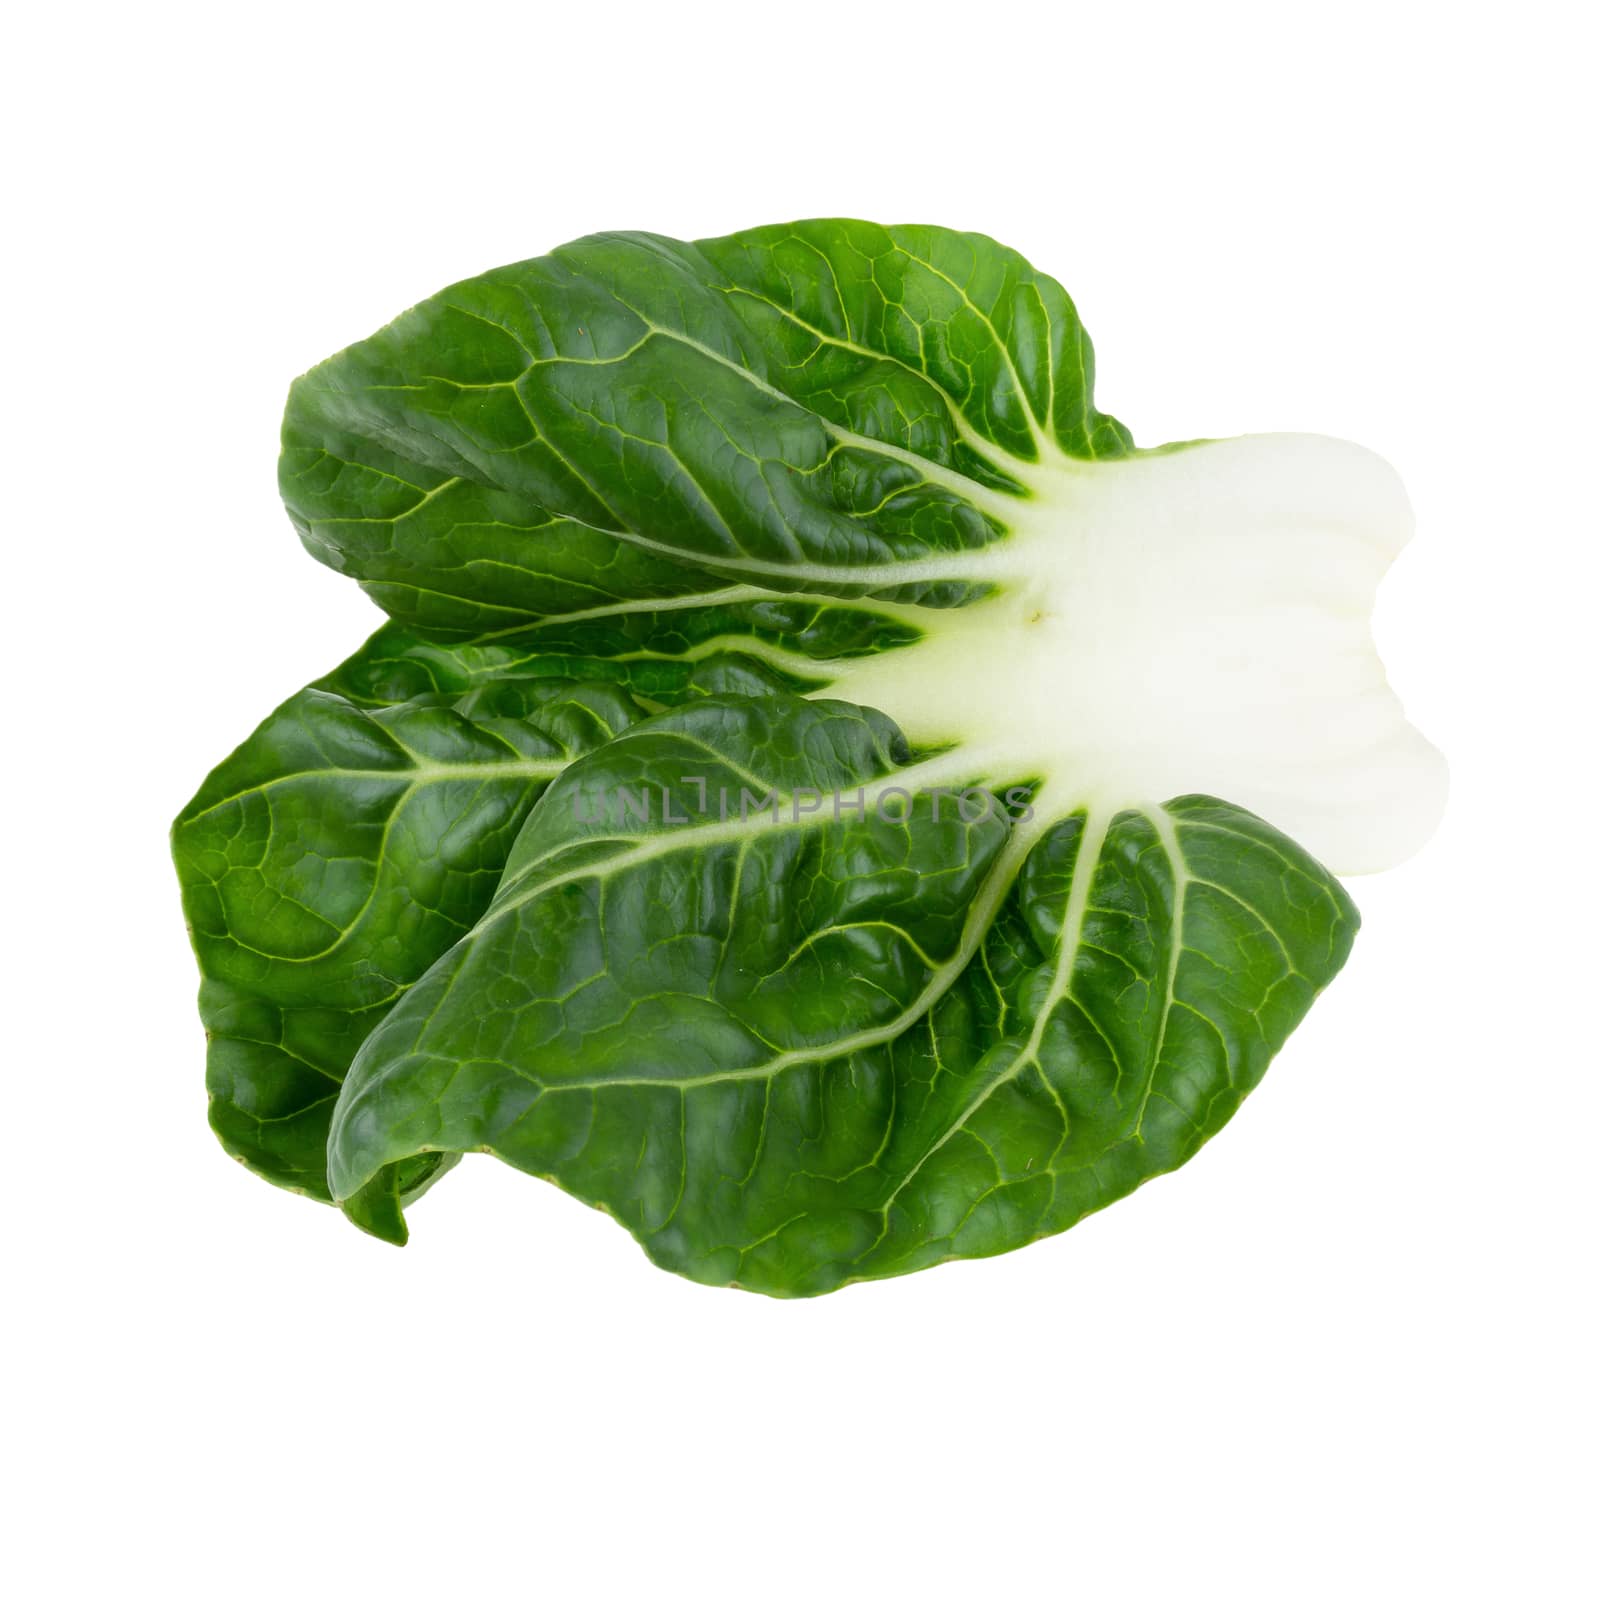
[825, 434, 1447, 875]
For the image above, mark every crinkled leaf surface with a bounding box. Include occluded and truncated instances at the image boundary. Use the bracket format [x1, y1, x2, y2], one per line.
[328, 696, 1355, 1294]
[281, 219, 1443, 870]
[177, 219, 1440, 1290]
[173, 626, 645, 1237]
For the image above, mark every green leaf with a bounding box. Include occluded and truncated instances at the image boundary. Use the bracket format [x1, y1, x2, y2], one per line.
[280, 220, 1130, 633]
[328, 695, 1356, 1294]
[172, 624, 644, 1238]
[276, 220, 1443, 874]
[176, 218, 1441, 1286]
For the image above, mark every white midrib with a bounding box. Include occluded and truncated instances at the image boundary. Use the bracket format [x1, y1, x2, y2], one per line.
[1133, 804, 1192, 1144]
[471, 742, 1012, 936]
[450, 580, 951, 648]
[718, 284, 1048, 464]
[471, 584, 777, 641]
[864, 810, 1112, 1224]
[631, 319, 1039, 523]
[366, 317, 1050, 590]
[181, 757, 570, 826]
[534, 807, 1053, 1095]
[579, 516, 1012, 591]
[466, 799, 1148, 1129]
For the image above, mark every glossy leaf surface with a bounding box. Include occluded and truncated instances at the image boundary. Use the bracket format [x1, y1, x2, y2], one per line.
[173, 627, 644, 1236]
[328, 696, 1356, 1293]
[176, 219, 1441, 1290]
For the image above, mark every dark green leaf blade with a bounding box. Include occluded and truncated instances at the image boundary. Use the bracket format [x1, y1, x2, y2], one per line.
[279, 221, 1132, 631]
[172, 623, 644, 1236]
[328, 695, 1356, 1293]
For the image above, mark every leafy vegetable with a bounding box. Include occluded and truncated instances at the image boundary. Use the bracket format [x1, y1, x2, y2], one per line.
[174, 220, 1443, 1291]
[173, 627, 646, 1239]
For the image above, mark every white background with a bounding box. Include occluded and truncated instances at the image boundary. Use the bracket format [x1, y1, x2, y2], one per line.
[7, 3, 1595, 1594]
